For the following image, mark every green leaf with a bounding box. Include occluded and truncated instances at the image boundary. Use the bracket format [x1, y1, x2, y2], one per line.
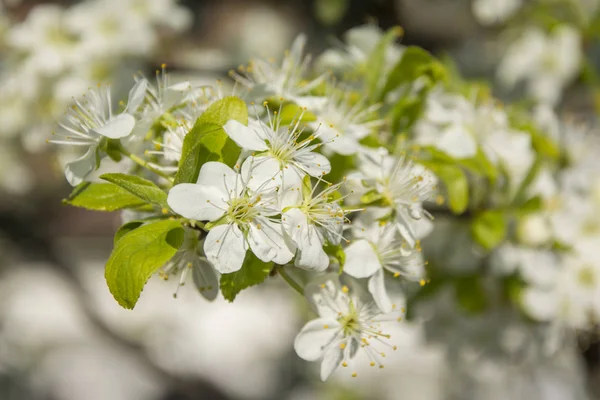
[427, 164, 469, 214]
[366, 27, 403, 102]
[196, 96, 249, 126]
[63, 182, 146, 211]
[114, 220, 145, 244]
[220, 252, 274, 302]
[360, 189, 384, 205]
[455, 276, 488, 315]
[382, 47, 445, 98]
[278, 103, 317, 125]
[314, 0, 349, 25]
[174, 96, 247, 184]
[471, 210, 507, 250]
[105, 219, 185, 309]
[100, 173, 168, 209]
[323, 243, 346, 271]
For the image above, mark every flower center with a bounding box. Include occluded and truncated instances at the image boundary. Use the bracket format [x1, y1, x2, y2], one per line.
[227, 196, 260, 223]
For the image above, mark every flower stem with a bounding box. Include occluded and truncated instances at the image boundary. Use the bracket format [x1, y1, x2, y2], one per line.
[277, 266, 304, 296]
[119, 147, 174, 183]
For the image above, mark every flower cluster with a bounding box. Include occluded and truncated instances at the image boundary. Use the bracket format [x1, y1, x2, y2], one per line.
[0, 0, 190, 194]
[53, 22, 600, 384]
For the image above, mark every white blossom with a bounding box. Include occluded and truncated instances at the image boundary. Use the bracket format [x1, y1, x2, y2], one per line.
[48, 83, 140, 185]
[231, 34, 326, 109]
[167, 161, 294, 273]
[224, 111, 331, 206]
[282, 181, 348, 271]
[344, 210, 425, 312]
[497, 26, 582, 105]
[294, 278, 405, 381]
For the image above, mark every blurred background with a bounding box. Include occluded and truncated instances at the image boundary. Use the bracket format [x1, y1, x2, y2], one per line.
[0, 0, 599, 399]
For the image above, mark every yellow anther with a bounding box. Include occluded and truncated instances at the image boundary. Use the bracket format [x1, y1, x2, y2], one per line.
[351, 372, 357, 377]
[340, 343, 346, 349]
[342, 285, 349, 293]
[161, 208, 169, 214]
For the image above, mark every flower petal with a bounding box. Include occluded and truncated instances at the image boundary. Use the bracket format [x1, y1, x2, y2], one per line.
[294, 317, 341, 362]
[320, 341, 344, 381]
[167, 183, 226, 221]
[294, 151, 331, 177]
[283, 208, 329, 271]
[223, 120, 269, 151]
[196, 161, 241, 197]
[192, 258, 220, 301]
[92, 113, 135, 139]
[64, 147, 97, 186]
[242, 156, 282, 191]
[127, 79, 148, 113]
[204, 224, 247, 273]
[368, 269, 392, 313]
[343, 239, 381, 278]
[247, 218, 294, 264]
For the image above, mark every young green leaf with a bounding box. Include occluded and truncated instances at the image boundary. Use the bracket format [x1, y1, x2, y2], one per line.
[301, 175, 312, 200]
[366, 27, 403, 102]
[63, 182, 146, 211]
[174, 96, 247, 184]
[114, 220, 145, 244]
[100, 173, 168, 208]
[382, 47, 445, 98]
[219, 251, 274, 302]
[428, 163, 469, 214]
[471, 210, 507, 250]
[105, 219, 185, 309]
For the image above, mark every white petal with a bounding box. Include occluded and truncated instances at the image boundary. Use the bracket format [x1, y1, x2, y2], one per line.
[204, 224, 247, 273]
[320, 342, 344, 381]
[325, 134, 361, 156]
[93, 113, 135, 139]
[223, 120, 269, 151]
[522, 287, 559, 321]
[294, 317, 341, 361]
[192, 258, 219, 301]
[242, 156, 282, 191]
[127, 79, 148, 112]
[368, 269, 392, 313]
[167, 183, 226, 221]
[196, 161, 241, 197]
[343, 239, 381, 278]
[64, 147, 97, 186]
[438, 126, 477, 159]
[247, 218, 294, 264]
[283, 208, 329, 271]
[294, 151, 331, 177]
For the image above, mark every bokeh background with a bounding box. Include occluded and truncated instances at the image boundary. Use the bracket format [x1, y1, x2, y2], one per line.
[0, 0, 599, 399]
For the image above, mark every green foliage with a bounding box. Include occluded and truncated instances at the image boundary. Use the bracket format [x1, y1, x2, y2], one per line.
[360, 189, 384, 205]
[105, 219, 185, 309]
[278, 103, 317, 125]
[100, 173, 168, 209]
[471, 210, 507, 250]
[366, 27, 403, 102]
[100, 138, 123, 162]
[314, 0, 348, 25]
[63, 182, 146, 211]
[382, 47, 446, 98]
[425, 163, 469, 214]
[323, 243, 346, 272]
[114, 220, 145, 244]
[220, 252, 274, 302]
[455, 276, 488, 315]
[175, 96, 247, 184]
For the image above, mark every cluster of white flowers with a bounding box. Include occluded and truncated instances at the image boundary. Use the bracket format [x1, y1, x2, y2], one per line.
[52, 20, 600, 387]
[0, 0, 190, 194]
[53, 28, 440, 381]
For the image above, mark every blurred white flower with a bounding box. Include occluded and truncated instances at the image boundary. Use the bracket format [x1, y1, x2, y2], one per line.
[472, 0, 522, 25]
[497, 26, 582, 105]
[6, 4, 83, 76]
